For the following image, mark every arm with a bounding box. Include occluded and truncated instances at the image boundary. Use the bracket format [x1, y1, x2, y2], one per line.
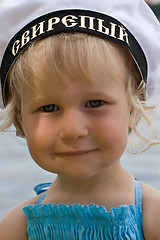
[141, 182, 160, 240]
[0, 194, 41, 240]
[0, 202, 28, 240]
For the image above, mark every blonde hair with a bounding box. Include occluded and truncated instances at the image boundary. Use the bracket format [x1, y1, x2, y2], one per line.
[0, 32, 159, 151]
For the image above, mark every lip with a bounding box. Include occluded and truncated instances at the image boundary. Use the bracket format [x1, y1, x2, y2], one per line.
[56, 149, 97, 156]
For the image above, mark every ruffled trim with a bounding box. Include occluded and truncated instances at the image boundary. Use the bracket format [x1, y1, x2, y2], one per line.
[23, 203, 140, 226]
[23, 204, 144, 240]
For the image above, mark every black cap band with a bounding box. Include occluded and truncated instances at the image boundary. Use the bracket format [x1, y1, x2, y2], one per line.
[0, 9, 147, 104]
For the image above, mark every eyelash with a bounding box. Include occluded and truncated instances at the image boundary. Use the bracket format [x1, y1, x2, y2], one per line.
[40, 100, 105, 113]
[40, 104, 59, 112]
[85, 100, 105, 108]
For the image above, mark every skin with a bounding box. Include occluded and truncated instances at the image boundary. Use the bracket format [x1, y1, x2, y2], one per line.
[1, 47, 160, 240]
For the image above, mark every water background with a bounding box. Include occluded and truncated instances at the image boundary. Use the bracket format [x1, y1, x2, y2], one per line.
[0, 93, 160, 219]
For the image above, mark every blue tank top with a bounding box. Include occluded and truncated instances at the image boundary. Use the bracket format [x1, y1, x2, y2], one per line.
[23, 180, 144, 240]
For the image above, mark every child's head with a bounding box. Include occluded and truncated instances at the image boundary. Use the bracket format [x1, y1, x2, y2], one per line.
[0, 0, 160, 151]
[9, 33, 140, 177]
[6, 33, 141, 133]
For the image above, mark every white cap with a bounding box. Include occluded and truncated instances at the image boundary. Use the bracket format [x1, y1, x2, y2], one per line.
[0, 0, 160, 107]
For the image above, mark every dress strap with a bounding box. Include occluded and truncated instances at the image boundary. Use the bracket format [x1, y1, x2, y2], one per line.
[36, 192, 47, 204]
[34, 183, 52, 204]
[135, 179, 143, 231]
[135, 179, 142, 213]
[34, 182, 52, 195]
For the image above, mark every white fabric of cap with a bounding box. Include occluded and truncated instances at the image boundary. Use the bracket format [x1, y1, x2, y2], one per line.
[0, 0, 160, 107]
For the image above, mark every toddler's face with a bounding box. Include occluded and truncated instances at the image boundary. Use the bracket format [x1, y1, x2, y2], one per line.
[21, 49, 132, 180]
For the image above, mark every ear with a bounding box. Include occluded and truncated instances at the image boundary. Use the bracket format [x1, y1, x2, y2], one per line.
[16, 128, 25, 138]
[14, 117, 25, 138]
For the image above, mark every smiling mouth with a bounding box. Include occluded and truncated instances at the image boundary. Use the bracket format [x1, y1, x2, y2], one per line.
[56, 149, 97, 156]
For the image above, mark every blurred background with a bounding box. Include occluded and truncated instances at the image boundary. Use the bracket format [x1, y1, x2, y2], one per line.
[0, 0, 160, 220]
[145, 0, 160, 19]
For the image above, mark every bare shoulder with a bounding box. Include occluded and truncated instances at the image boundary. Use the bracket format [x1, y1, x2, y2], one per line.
[141, 181, 160, 240]
[0, 194, 41, 240]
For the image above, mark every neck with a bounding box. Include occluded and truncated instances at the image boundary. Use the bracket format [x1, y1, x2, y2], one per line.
[57, 163, 122, 192]
[48, 161, 133, 202]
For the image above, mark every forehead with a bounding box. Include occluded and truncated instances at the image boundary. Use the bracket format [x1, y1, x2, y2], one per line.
[21, 34, 128, 97]
[22, 71, 127, 111]
[22, 64, 127, 108]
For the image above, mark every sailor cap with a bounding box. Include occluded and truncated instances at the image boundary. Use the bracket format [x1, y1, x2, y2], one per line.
[0, 0, 160, 107]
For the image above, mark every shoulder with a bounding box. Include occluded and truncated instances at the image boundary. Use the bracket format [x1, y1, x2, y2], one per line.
[0, 194, 42, 240]
[141, 181, 160, 240]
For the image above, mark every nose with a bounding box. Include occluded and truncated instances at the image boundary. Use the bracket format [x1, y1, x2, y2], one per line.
[59, 110, 89, 142]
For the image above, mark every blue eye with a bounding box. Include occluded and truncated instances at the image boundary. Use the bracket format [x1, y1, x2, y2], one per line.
[85, 100, 105, 108]
[41, 104, 59, 112]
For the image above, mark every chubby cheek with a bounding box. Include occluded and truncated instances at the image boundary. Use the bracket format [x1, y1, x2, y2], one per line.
[23, 115, 56, 161]
[97, 114, 129, 155]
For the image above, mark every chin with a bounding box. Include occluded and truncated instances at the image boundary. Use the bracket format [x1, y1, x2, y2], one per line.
[63, 169, 99, 181]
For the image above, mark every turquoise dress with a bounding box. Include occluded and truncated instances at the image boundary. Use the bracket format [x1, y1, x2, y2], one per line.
[23, 180, 144, 240]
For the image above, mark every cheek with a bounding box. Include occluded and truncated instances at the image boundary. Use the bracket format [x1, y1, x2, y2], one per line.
[23, 116, 56, 156]
[96, 112, 129, 150]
